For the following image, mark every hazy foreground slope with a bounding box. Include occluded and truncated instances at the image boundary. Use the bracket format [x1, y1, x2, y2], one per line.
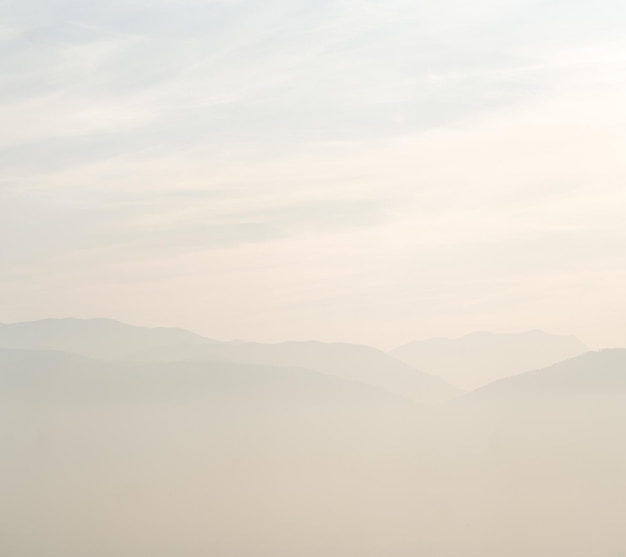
[0, 318, 213, 360]
[392, 330, 588, 389]
[438, 349, 626, 557]
[452, 349, 626, 458]
[460, 348, 626, 402]
[0, 348, 437, 557]
[0, 347, 420, 441]
[2, 347, 626, 556]
[130, 340, 461, 404]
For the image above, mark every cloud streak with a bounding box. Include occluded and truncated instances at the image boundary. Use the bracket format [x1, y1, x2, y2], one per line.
[1, 0, 626, 347]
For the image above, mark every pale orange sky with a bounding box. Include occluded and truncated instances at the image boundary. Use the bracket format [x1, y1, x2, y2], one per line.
[1, 0, 626, 350]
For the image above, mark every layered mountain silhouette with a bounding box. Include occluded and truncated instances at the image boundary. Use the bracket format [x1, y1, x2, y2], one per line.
[2, 320, 625, 556]
[130, 340, 461, 404]
[0, 346, 421, 449]
[0, 319, 460, 404]
[392, 330, 588, 390]
[0, 347, 423, 429]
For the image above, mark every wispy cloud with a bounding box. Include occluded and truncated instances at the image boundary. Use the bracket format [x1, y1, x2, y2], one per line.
[1, 0, 626, 347]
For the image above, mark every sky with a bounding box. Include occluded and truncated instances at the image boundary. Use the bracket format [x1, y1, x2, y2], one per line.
[1, 0, 625, 349]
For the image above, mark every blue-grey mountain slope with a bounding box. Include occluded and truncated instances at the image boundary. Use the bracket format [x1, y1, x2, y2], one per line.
[0, 347, 432, 557]
[0, 319, 460, 404]
[0, 318, 213, 360]
[129, 340, 461, 404]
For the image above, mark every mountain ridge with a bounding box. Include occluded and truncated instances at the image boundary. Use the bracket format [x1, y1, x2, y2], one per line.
[0, 319, 461, 404]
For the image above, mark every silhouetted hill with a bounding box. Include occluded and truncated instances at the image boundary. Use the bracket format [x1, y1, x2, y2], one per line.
[130, 340, 461, 404]
[0, 318, 213, 359]
[391, 330, 588, 390]
[0, 348, 432, 557]
[449, 349, 626, 446]
[0, 320, 459, 404]
[427, 349, 626, 557]
[460, 348, 626, 403]
[0, 347, 417, 409]
[452, 348, 626, 470]
[0, 347, 422, 453]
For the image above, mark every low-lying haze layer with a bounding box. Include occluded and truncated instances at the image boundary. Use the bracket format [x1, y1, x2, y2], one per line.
[1, 320, 625, 556]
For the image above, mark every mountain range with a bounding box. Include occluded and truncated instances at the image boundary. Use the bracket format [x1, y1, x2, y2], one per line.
[0, 318, 213, 360]
[0, 318, 459, 404]
[2, 318, 625, 556]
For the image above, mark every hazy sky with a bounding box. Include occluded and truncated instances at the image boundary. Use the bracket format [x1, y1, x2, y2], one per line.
[1, 0, 625, 348]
